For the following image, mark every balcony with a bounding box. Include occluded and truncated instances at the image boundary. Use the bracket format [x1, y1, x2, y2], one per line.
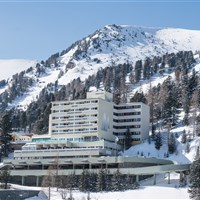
[14, 148, 108, 159]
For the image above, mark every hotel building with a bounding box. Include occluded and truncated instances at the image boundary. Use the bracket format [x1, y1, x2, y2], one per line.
[14, 90, 149, 160]
[3, 94, 190, 187]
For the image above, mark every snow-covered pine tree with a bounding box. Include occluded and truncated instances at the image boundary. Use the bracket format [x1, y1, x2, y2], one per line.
[188, 158, 200, 200]
[124, 174, 132, 190]
[111, 169, 123, 191]
[130, 91, 147, 103]
[96, 169, 106, 192]
[185, 142, 190, 153]
[183, 112, 189, 126]
[79, 169, 90, 192]
[162, 78, 179, 126]
[181, 130, 187, 144]
[104, 172, 112, 191]
[88, 172, 97, 192]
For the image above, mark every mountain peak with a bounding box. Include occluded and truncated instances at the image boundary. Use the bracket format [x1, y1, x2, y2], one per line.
[1, 25, 200, 112]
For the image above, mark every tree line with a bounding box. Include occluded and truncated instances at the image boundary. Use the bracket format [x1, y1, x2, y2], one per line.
[42, 167, 138, 200]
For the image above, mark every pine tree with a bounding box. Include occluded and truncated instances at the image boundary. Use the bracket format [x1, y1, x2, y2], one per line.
[191, 114, 197, 138]
[124, 128, 132, 150]
[129, 71, 135, 84]
[124, 174, 132, 190]
[0, 166, 10, 189]
[155, 132, 162, 150]
[79, 170, 90, 192]
[189, 69, 198, 93]
[134, 60, 142, 83]
[89, 172, 97, 192]
[191, 89, 199, 113]
[104, 173, 112, 192]
[0, 112, 12, 157]
[130, 91, 147, 103]
[168, 133, 176, 154]
[185, 142, 190, 153]
[181, 130, 187, 144]
[111, 169, 123, 191]
[181, 74, 190, 114]
[96, 169, 106, 192]
[148, 135, 151, 144]
[19, 111, 27, 132]
[143, 58, 151, 80]
[188, 158, 200, 200]
[162, 79, 179, 126]
[183, 113, 189, 126]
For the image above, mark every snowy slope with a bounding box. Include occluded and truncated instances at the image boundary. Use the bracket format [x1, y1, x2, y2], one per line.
[2, 25, 200, 111]
[129, 55, 200, 98]
[8, 66, 61, 110]
[0, 59, 37, 102]
[121, 119, 200, 166]
[58, 25, 200, 85]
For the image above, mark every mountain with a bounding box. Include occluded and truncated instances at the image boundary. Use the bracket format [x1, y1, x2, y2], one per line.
[1, 25, 200, 109]
[58, 24, 200, 85]
[0, 24, 200, 134]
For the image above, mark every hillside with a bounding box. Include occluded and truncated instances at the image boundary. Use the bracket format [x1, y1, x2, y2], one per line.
[1, 25, 200, 109]
[0, 24, 200, 136]
[1, 24, 200, 199]
[58, 25, 200, 85]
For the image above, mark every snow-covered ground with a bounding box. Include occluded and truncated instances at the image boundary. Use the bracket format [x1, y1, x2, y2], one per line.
[9, 66, 62, 110]
[10, 172, 188, 200]
[123, 125, 198, 164]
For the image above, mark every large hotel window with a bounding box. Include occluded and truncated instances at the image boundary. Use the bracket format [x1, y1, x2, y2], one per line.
[113, 125, 141, 129]
[114, 105, 141, 109]
[113, 131, 141, 136]
[113, 118, 141, 122]
[113, 112, 141, 116]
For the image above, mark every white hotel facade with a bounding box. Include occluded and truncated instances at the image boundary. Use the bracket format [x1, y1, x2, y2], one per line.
[14, 91, 149, 160]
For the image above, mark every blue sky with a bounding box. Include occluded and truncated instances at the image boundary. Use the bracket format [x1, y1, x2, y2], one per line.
[0, 1, 200, 61]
